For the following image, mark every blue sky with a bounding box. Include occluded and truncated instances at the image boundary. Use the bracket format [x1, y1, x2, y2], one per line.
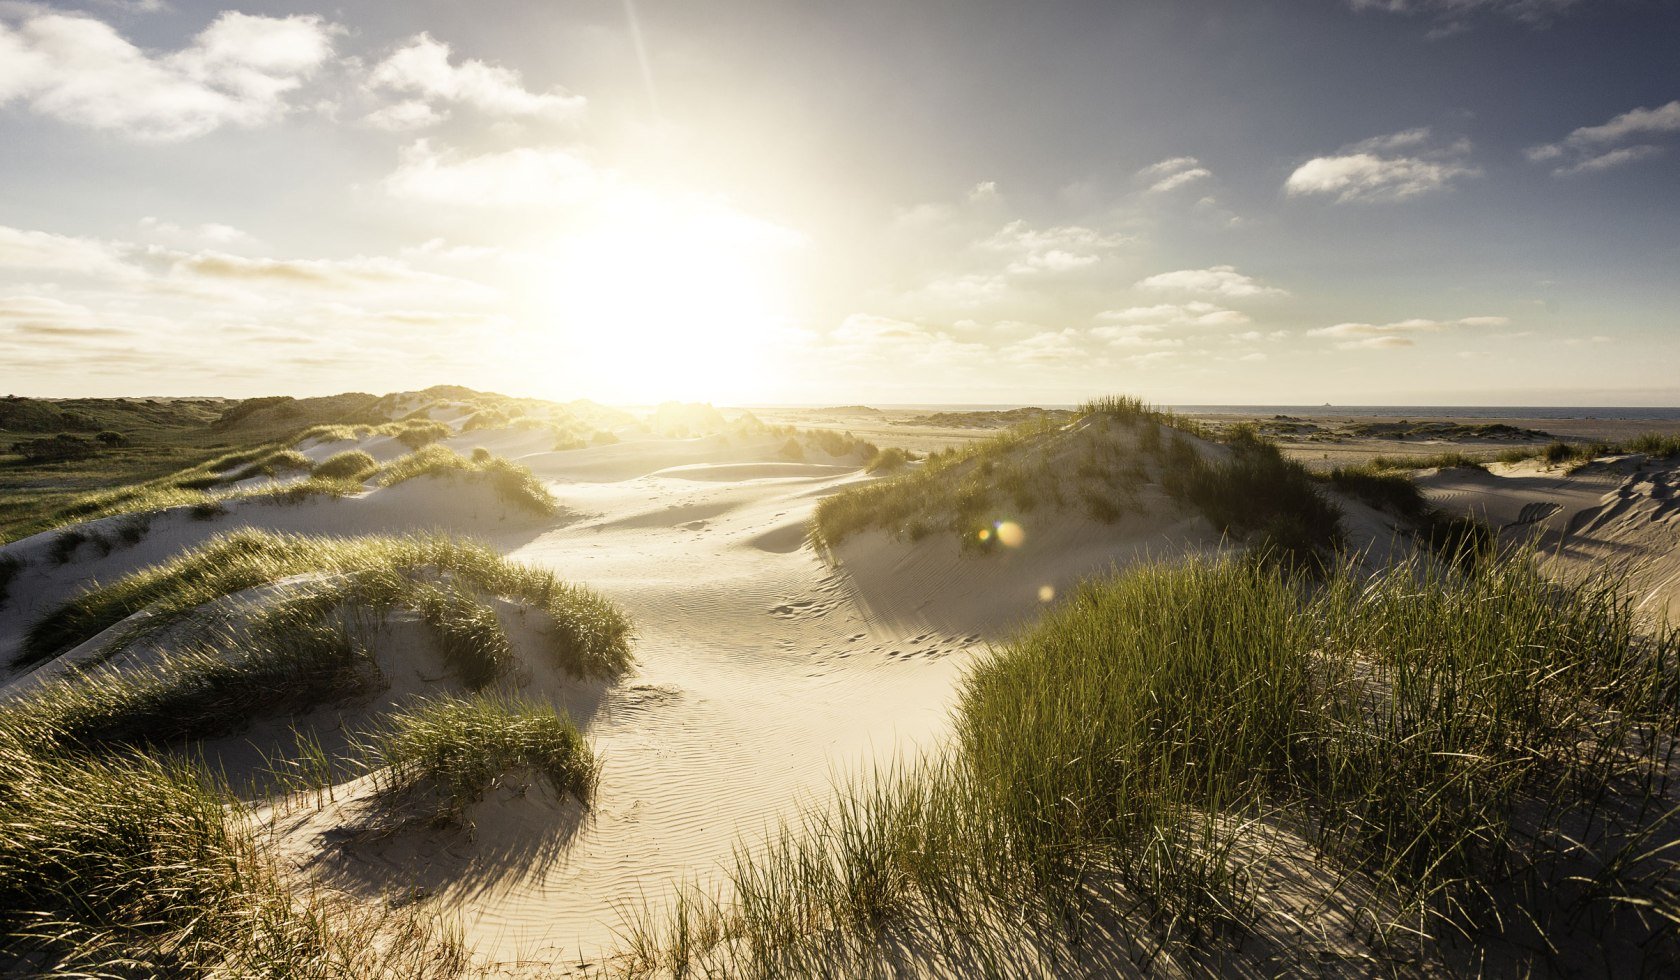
[1, 0, 1676, 404]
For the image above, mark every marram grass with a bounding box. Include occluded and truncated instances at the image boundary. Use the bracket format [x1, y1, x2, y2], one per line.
[622, 552, 1680, 976]
[16, 528, 634, 679]
[361, 694, 598, 823]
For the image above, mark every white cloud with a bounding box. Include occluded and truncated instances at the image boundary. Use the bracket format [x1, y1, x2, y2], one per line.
[384, 139, 604, 206]
[364, 98, 446, 131]
[138, 217, 257, 250]
[1004, 328, 1085, 363]
[0, 224, 139, 278]
[1286, 128, 1478, 203]
[1138, 156, 1212, 193]
[1308, 315, 1508, 349]
[1135, 266, 1286, 299]
[1097, 301, 1251, 328]
[967, 180, 1000, 203]
[366, 33, 584, 126]
[0, 10, 336, 140]
[1526, 101, 1680, 177]
[980, 220, 1130, 275]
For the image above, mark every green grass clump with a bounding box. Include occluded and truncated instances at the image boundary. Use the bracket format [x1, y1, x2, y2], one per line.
[1625, 432, 1680, 458]
[16, 529, 633, 678]
[0, 726, 465, 975]
[863, 447, 911, 475]
[1168, 428, 1343, 568]
[377, 446, 557, 515]
[1369, 451, 1490, 472]
[312, 449, 379, 481]
[625, 553, 1680, 975]
[415, 585, 514, 689]
[9, 601, 376, 751]
[363, 695, 597, 822]
[391, 419, 452, 449]
[225, 448, 313, 482]
[1323, 464, 1430, 521]
[813, 395, 1322, 561]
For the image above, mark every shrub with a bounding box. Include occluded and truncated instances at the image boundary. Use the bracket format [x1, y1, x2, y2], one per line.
[93, 431, 129, 448]
[779, 438, 806, 461]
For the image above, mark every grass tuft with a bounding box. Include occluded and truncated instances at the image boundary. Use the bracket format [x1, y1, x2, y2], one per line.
[623, 552, 1680, 975]
[312, 449, 379, 481]
[16, 529, 633, 678]
[362, 694, 597, 823]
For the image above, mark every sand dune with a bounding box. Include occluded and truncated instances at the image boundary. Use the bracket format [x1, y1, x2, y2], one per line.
[6, 398, 1675, 976]
[1416, 455, 1680, 620]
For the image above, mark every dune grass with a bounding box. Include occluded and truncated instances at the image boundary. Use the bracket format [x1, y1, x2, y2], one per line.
[8, 598, 378, 751]
[0, 724, 465, 976]
[362, 694, 597, 823]
[15, 529, 634, 679]
[815, 398, 1341, 569]
[377, 445, 557, 515]
[863, 446, 911, 475]
[1367, 451, 1491, 472]
[312, 448, 379, 481]
[225, 448, 313, 482]
[1494, 433, 1680, 471]
[623, 553, 1680, 975]
[1165, 426, 1343, 568]
[295, 418, 453, 450]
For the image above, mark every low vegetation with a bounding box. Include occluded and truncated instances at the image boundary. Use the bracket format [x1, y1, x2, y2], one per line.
[624, 552, 1680, 975]
[362, 695, 598, 823]
[313, 448, 380, 480]
[377, 444, 557, 515]
[0, 720, 465, 976]
[15, 529, 634, 679]
[1498, 432, 1680, 470]
[1367, 451, 1490, 472]
[814, 396, 1342, 569]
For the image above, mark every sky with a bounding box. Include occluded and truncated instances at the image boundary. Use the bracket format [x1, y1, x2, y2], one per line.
[1, 0, 1677, 406]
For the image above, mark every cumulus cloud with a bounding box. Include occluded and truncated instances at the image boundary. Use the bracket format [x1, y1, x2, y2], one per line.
[1138, 156, 1212, 193]
[1308, 315, 1508, 349]
[1526, 101, 1679, 177]
[1097, 302, 1251, 328]
[1135, 266, 1287, 299]
[980, 220, 1130, 275]
[0, 9, 336, 139]
[366, 33, 584, 127]
[1286, 128, 1478, 203]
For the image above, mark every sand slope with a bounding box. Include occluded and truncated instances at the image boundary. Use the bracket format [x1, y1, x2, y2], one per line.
[1417, 456, 1680, 621]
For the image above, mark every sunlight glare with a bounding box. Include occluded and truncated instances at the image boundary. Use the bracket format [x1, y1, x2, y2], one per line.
[536, 195, 799, 404]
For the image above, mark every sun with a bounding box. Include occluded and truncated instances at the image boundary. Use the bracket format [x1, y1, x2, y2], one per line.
[532, 195, 800, 405]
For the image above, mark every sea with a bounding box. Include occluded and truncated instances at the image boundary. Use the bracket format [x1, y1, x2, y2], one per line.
[858, 404, 1680, 421]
